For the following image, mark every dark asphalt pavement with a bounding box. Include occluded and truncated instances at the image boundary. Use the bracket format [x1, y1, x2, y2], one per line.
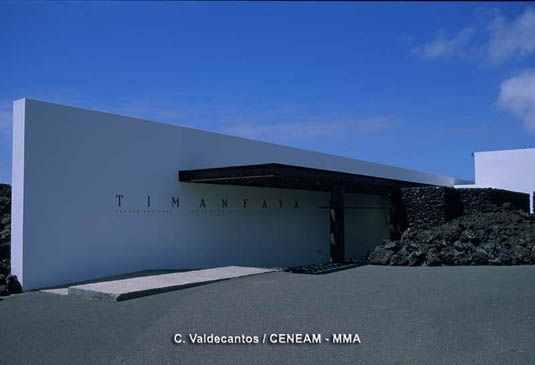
[1, 265, 535, 364]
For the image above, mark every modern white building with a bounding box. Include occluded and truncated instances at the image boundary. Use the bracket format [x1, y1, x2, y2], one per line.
[11, 99, 475, 290]
[470, 149, 535, 213]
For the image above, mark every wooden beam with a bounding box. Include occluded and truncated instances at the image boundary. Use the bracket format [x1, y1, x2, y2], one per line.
[179, 163, 428, 193]
[330, 185, 345, 263]
[190, 174, 275, 182]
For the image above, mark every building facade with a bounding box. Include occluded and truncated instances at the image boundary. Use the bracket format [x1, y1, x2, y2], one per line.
[11, 99, 473, 290]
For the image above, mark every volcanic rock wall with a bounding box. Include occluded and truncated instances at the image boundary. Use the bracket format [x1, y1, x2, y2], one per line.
[458, 188, 530, 214]
[391, 187, 530, 232]
[0, 184, 21, 296]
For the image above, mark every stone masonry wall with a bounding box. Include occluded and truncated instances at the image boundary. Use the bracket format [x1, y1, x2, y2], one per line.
[399, 187, 451, 229]
[457, 188, 530, 214]
[391, 186, 530, 232]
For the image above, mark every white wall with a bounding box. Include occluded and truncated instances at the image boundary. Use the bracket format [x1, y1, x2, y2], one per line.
[12, 99, 464, 290]
[473, 149, 535, 212]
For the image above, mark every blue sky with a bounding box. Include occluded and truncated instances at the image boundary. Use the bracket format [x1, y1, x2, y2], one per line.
[1, 2, 534, 183]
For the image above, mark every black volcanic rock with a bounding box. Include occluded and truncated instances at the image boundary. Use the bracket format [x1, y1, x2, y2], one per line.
[0, 184, 10, 197]
[0, 184, 21, 295]
[0, 261, 9, 275]
[0, 244, 9, 259]
[368, 246, 394, 265]
[6, 275, 21, 294]
[369, 208, 535, 266]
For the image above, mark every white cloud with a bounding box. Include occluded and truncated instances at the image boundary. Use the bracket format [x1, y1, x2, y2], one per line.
[497, 69, 535, 132]
[95, 99, 399, 144]
[411, 27, 476, 60]
[218, 116, 396, 144]
[412, 7, 535, 65]
[487, 7, 535, 64]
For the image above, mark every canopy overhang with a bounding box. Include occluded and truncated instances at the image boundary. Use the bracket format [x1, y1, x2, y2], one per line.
[179, 163, 437, 263]
[178, 163, 430, 194]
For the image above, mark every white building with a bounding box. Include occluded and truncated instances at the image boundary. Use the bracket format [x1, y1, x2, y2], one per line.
[471, 149, 535, 213]
[11, 99, 473, 290]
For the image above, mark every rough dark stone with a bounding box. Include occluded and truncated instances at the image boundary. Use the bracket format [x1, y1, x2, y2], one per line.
[408, 251, 425, 266]
[460, 230, 476, 243]
[457, 188, 530, 215]
[369, 208, 535, 266]
[0, 185, 20, 295]
[391, 187, 530, 232]
[513, 246, 531, 264]
[401, 228, 416, 243]
[0, 184, 22, 296]
[368, 247, 394, 265]
[399, 187, 452, 229]
[389, 251, 409, 266]
[426, 249, 441, 266]
[439, 248, 455, 265]
[472, 249, 489, 265]
[0, 243, 9, 260]
[0, 184, 10, 198]
[0, 196, 11, 216]
[0, 228, 10, 242]
[384, 241, 401, 251]
[6, 275, 22, 294]
[502, 202, 514, 211]
[1, 215, 9, 226]
[456, 252, 473, 266]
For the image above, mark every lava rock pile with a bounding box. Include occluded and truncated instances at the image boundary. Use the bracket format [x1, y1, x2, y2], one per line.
[369, 203, 535, 266]
[0, 184, 22, 296]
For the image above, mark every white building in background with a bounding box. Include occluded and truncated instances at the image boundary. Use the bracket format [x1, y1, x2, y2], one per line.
[456, 148, 535, 213]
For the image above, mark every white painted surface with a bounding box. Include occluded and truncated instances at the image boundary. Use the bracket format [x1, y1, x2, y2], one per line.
[41, 288, 69, 296]
[12, 99, 467, 290]
[472, 149, 535, 212]
[68, 266, 276, 301]
[11, 100, 24, 286]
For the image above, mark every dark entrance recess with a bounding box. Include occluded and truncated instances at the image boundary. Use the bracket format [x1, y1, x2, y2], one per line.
[179, 163, 430, 262]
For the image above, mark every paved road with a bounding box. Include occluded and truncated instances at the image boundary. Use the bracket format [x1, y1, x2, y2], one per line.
[1, 265, 535, 364]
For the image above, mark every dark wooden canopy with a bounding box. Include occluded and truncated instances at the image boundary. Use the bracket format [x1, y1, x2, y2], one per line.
[179, 163, 428, 194]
